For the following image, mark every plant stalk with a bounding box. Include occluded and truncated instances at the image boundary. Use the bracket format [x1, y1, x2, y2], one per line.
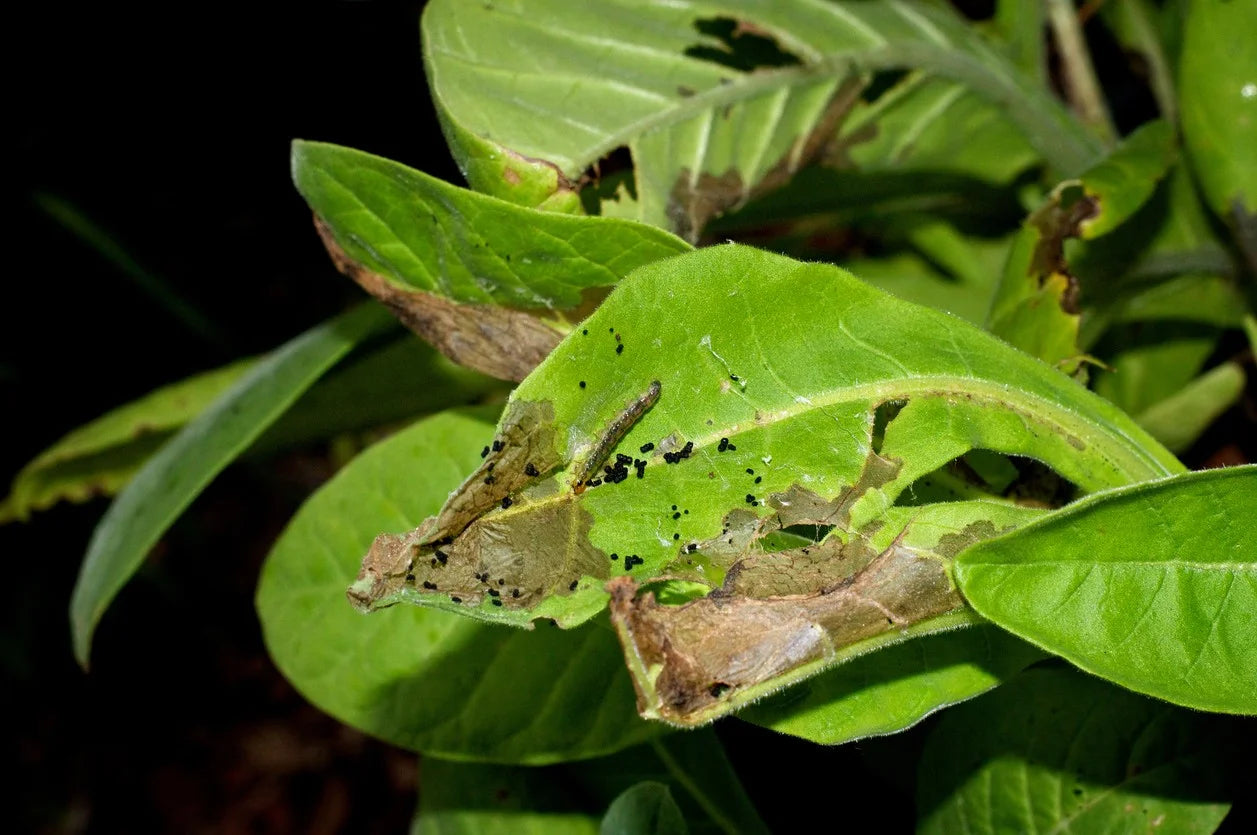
[1046, 0, 1117, 144]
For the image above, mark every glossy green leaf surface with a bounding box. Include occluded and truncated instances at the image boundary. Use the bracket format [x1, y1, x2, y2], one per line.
[956, 466, 1257, 714]
[1178, 0, 1257, 220]
[1, 359, 251, 523]
[601, 783, 687, 835]
[71, 302, 397, 667]
[351, 244, 1179, 726]
[257, 409, 661, 762]
[740, 623, 1045, 745]
[425, 0, 1099, 234]
[292, 140, 689, 310]
[917, 666, 1232, 835]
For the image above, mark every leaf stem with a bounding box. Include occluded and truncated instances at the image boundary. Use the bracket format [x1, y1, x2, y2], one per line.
[1046, 0, 1117, 144]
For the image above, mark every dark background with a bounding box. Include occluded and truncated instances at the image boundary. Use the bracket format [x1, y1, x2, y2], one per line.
[6, 3, 445, 832]
[5, 3, 1254, 833]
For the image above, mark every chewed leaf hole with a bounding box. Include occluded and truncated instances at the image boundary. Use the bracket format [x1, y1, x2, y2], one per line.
[861, 69, 910, 103]
[579, 146, 637, 216]
[684, 17, 803, 72]
[872, 400, 907, 454]
[758, 524, 833, 553]
[896, 451, 1078, 507]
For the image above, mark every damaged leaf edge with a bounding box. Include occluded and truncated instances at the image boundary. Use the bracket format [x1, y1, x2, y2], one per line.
[612, 601, 984, 728]
[356, 371, 1179, 630]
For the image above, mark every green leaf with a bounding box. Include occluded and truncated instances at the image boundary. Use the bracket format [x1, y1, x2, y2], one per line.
[837, 73, 1039, 185]
[989, 120, 1177, 371]
[1135, 362, 1246, 453]
[70, 302, 398, 668]
[601, 783, 687, 835]
[351, 244, 1180, 726]
[916, 666, 1232, 835]
[1, 359, 252, 523]
[1092, 321, 1219, 416]
[413, 759, 599, 835]
[425, 0, 1100, 235]
[955, 466, 1257, 714]
[740, 623, 1045, 745]
[292, 141, 691, 380]
[257, 409, 661, 762]
[3, 334, 499, 523]
[292, 140, 689, 310]
[991, 0, 1046, 88]
[1178, 0, 1257, 221]
[254, 333, 502, 453]
[1073, 120, 1178, 240]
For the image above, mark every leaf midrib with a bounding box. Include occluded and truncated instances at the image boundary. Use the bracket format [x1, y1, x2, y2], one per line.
[428, 7, 1100, 175]
[496, 374, 1172, 524]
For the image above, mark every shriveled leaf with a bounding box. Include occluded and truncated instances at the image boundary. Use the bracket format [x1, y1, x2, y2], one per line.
[425, 0, 1100, 235]
[292, 141, 690, 379]
[989, 120, 1177, 371]
[257, 409, 662, 762]
[740, 622, 1045, 745]
[71, 302, 397, 668]
[1178, 0, 1257, 223]
[1, 359, 251, 523]
[351, 244, 1179, 726]
[917, 666, 1232, 835]
[955, 466, 1257, 714]
[601, 783, 687, 835]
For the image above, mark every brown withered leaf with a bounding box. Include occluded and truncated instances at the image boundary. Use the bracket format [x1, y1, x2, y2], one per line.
[347, 399, 576, 613]
[609, 520, 964, 725]
[315, 217, 561, 381]
[1024, 185, 1100, 316]
[669, 78, 863, 242]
